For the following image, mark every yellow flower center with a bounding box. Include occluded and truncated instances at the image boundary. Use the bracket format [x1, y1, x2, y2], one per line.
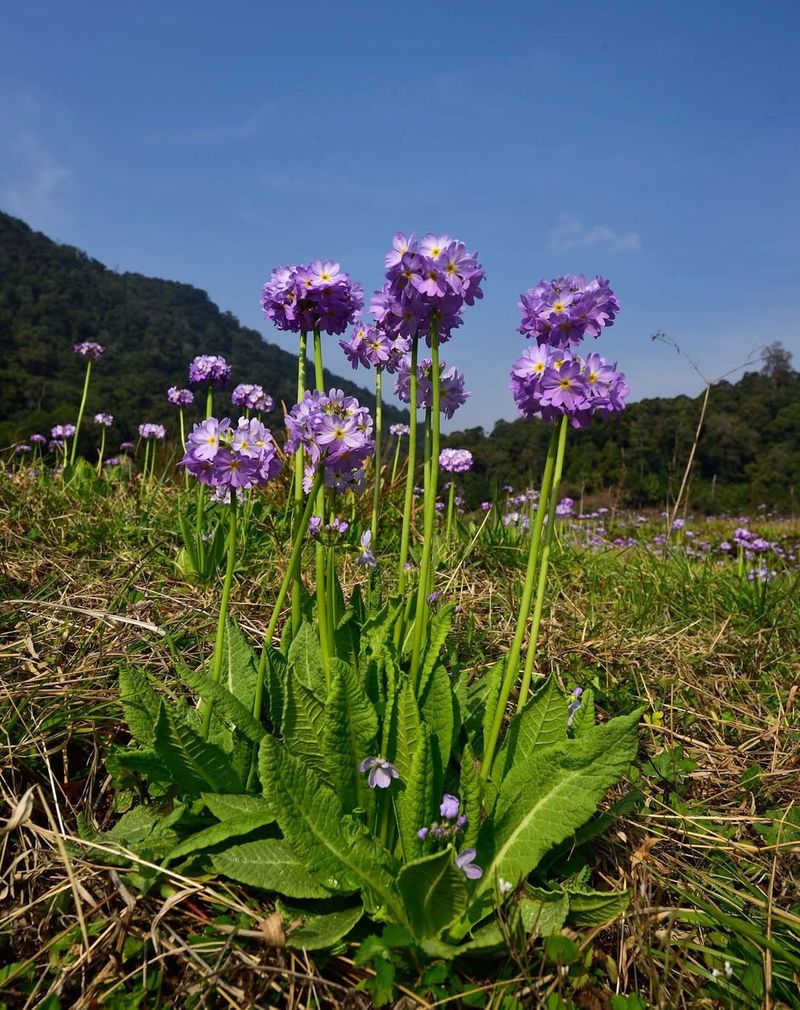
[560, 378, 572, 390]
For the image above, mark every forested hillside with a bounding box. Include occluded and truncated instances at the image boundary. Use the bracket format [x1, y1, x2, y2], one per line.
[0, 211, 406, 451]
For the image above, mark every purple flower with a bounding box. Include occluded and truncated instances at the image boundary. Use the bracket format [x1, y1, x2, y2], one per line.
[390, 423, 411, 436]
[567, 686, 583, 728]
[94, 413, 113, 427]
[440, 794, 460, 820]
[481, 501, 492, 510]
[16, 443, 32, 453]
[519, 275, 619, 350]
[188, 355, 232, 389]
[51, 424, 76, 439]
[74, 341, 105, 360]
[358, 756, 399, 789]
[180, 415, 280, 490]
[120, 441, 134, 451]
[139, 423, 166, 440]
[261, 261, 363, 335]
[417, 826, 429, 840]
[103, 456, 121, 467]
[455, 849, 483, 880]
[439, 448, 473, 473]
[29, 433, 46, 445]
[285, 389, 374, 493]
[357, 529, 377, 568]
[395, 356, 469, 419]
[168, 387, 194, 406]
[231, 383, 274, 412]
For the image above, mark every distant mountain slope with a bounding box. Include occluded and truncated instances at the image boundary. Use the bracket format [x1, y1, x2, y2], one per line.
[0, 211, 406, 449]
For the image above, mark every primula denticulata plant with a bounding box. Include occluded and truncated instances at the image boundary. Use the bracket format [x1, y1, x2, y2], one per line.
[98, 238, 641, 958]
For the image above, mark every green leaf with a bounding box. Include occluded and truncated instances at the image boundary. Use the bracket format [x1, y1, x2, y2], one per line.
[201, 792, 273, 821]
[222, 617, 259, 717]
[494, 675, 566, 781]
[398, 725, 434, 861]
[397, 848, 469, 939]
[480, 658, 506, 756]
[211, 838, 331, 898]
[166, 812, 275, 861]
[282, 902, 364, 950]
[153, 704, 243, 795]
[420, 661, 455, 778]
[107, 747, 170, 783]
[458, 744, 482, 852]
[418, 603, 455, 697]
[119, 666, 162, 747]
[519, 887, 570, 936]
[570, 687, 595, 737]
[288, 620, 326, 693]
[262, 644, 286, 728]
[323, 659, 379, 813]
[282, 670, 328, 777]
[259, 737, 402, 915]
[478, 708, 642, 895]
[387, 679, 421, 786]
[567, 887, 630, 926]
[177, 665, 266, 743]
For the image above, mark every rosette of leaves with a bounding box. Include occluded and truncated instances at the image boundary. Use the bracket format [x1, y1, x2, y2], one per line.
[105, 597, 642, 954]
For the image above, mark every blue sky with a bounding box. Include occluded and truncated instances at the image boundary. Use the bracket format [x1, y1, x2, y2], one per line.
[2, 0, 799, 431]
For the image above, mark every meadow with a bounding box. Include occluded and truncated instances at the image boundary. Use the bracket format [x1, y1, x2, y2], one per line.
[1, 249, 799, 1010]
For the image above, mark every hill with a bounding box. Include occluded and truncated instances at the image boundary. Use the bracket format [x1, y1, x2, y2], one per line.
[0, 211, 406, 451]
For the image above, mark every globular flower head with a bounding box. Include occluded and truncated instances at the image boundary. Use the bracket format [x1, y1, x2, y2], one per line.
[120, 441, 134, 451]
[439, 448, 473, 473]
[94, 413, 113, 427]
[188, 355, 232, 389]
[231, 383, 274, 412]
[261, 261, 364, 335]
[74, 341, 105, 360]
[358, 756, 399, 789]
[51, 423, 76, 439]
[167, 386, 194, 407]
[395, 356, 469, 419]
[509, 346, 629, 429]
[30, 433, 47, 445]
[180, 415, 281, 490]
[390, 422, 411, 437]
[519, 275, 619, 350]
[139, 423, 167, 440]
[285, 389, 374, 493]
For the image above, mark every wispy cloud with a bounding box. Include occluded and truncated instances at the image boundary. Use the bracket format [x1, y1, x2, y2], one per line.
[549, 213, 641, 253]
[0, 129, 71, 223]
[147, 104, 277, 146]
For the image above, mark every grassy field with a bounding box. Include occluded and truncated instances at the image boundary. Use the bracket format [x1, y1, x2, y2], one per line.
[1, 466, 799, 1010]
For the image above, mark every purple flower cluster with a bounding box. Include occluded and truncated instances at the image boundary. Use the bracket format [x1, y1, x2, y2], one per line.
[439, 448, 473, 473]
[416, 793, 483, 879]
[30, 434, 46, 445]
[231, 383, 274, 412]
[94, 413, 113, 427]
[188, 355, 232, 389]
[180, 416, 281, 490]
[261, 261, 364, 335]
[371, 232, 484, 345]
[509, 348, 629, 429]
[285, 389, 375, 494]
[74, 341, 105, 360]
[139, 423, 167, 440]
[51, 423, 76, 439]
[518, 275, 619, 349]
[395, 356, 469, 419]
[390, 423, 411, 436]
[167, 387, 194, 406]
[339, 320, 409, 372]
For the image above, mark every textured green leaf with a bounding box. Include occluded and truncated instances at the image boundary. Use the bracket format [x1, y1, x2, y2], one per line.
[119, 666, 162, 747]
[418, 603, 455, 698]
[519, 888, 570, 936]
[211, 838, 331, 898]
[259, 737, 403, 916]
[398, 725, 434, 861]
[288, 620, 325, 693]
[420, 661, 455, 776]
[153, 704, 243, 795]
[108, 746, 170, 782]
[495, 675, 566, 781]
[397, 848, 469, 939]
[282, 670, 327, 777]
[283, 902, 364, 950]
[201, 792, 273, 821]
[387, 679, 421, 786]
[178, 666, 266, 743]
[478, 708, 642, 894]
[458, 744, 482, 852]
[570, 688, 595, 737]
[262, 644, 286, 728]
[166, 812, 275, 861]
[480, 658, 506, 757]
[223, 617, 259, 716]
[567, 887, 630, 926]
[323, 659, 378, 813]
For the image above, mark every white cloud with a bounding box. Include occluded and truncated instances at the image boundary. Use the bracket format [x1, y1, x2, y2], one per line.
[0, 130, 71, 222]
[549, 213, 641, 253]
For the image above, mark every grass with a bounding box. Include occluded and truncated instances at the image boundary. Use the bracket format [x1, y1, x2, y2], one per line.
[1, 467, 799, 1009]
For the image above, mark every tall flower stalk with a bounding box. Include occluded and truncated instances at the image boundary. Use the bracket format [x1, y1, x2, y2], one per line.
[70, 342, 105, 466]
[397, 335, 419, 594]
[371, 366, 383, 541]
[292, 331, 308, 638]
[440, 449, 473, 547]
[94, 413, 113, 477]
[201, 494, 238, 739]
[168, 388, 194, 491]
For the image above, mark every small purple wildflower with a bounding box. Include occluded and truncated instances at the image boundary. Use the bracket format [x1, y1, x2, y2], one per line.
[188, 355, 232, 389]
[139, 423, 167, 440]
[357, 529, 377, 568]
[168, 387, 194, 406]
[390, 423, 410, 436]
[74, 341, 105, 360]
[439, 448, 473, 473]
[455, 849, 483, 880]
[94, 413, 113, 427]
[440, 794, 460, 820]
[518, 275, 619, 349]
[358, 756, 399, 789]
[30, 433, 46, 445]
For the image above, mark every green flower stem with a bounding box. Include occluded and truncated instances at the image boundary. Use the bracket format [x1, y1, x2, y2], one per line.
[410, 321, 441, 690]
[291, 331, 308, 640]
[479, 422, 559, 783]
[69, 360, 93, 466]
[247, 470, 324, 789]
[95, 428, 106, 477]
[371, 366, 383, 542]
[179, 408, 188, 491]
[445, 478, 456, 546]
[396, 335, 419, 592]
[517, 414, 569, 709]
[327, 542, 337, 645]
[201, 494, 238, 740]
[390, 433, 402, 486]
[205, 386, 213, 420]
[142, 441, 151, 492]
[312, 327, 332, 677]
